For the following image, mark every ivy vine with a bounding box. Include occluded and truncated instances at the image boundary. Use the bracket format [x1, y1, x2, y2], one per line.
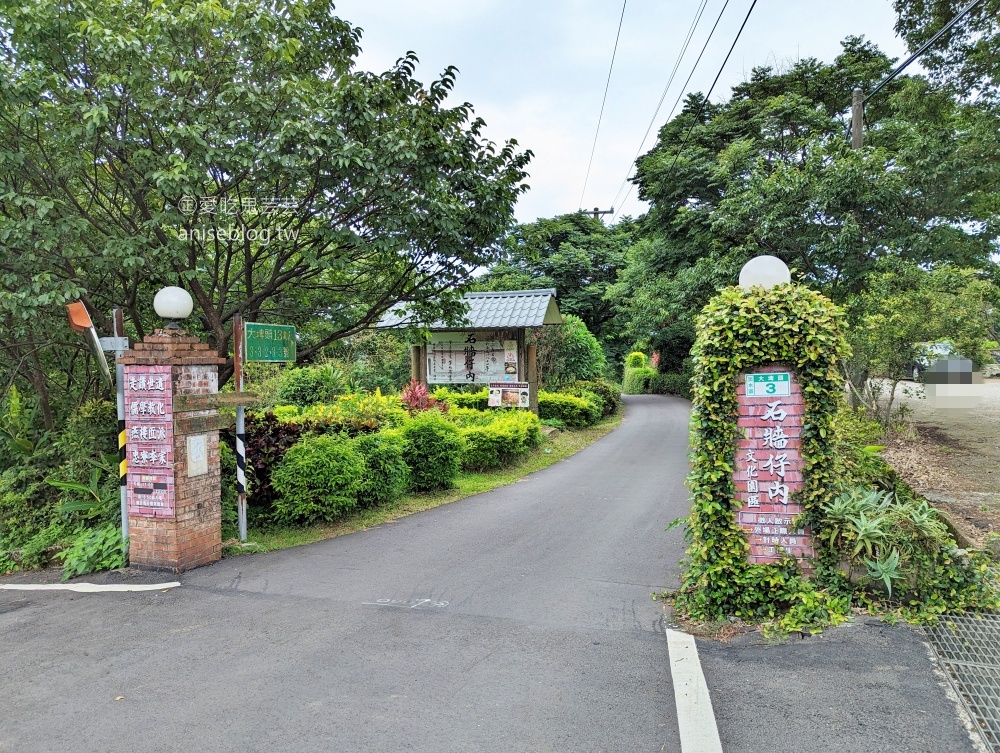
[677, 283, 850, 623]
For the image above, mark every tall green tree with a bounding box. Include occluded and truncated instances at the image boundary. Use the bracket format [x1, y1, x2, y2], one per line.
[613, 37, 999, 373]
[0, 0, 531, 412]
[476, 212, 634, 362]
[894, 0, 1000, 102]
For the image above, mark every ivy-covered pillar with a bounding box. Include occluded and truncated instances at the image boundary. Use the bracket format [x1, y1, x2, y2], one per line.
[678, 258, 849, 620]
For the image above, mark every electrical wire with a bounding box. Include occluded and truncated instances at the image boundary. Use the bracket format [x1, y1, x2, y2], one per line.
[617, 0, 759, 214]
[863, 0, 984, 103]
[578, 0, 628, 210]
[608, 0, 711, 212]
[610, 0, 732, 212]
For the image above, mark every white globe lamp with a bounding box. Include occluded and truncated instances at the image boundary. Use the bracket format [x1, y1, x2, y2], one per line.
[739, 255, 791, 290]
[153, 286, 194, 329]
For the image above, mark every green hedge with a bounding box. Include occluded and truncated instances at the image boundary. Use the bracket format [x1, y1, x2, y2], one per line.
[399, 410, 466, 491]
[460, 411, 542, 471]
[432, 388, 489, 410]
[570, 379, 622, 417]
[649, 372, 692, 399]
[625, 351, 647, 369]
[538, 391, 600, 428]
[622, 367, 655, 394]
[271, 434, 365, 523]
[353, 432, 409, 508]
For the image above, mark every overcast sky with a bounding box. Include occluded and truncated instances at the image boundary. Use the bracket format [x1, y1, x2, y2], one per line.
[332, 0, 912, 225]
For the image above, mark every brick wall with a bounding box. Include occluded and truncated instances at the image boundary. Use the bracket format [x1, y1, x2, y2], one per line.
[119, 330, 226, 573]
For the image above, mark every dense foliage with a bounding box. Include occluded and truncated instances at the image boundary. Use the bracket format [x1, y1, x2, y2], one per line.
[0, 0, 530, 424]
[271, 435, 366, 524]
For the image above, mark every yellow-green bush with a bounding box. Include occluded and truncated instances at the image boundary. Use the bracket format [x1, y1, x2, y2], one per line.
[297, 391, 407, 435]
[459, 411, 542, 471]
[271, 435, 365, 523]
[538, 391, 600, 428]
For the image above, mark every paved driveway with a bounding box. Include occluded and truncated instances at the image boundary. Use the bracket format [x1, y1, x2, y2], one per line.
[1, 395, 690, 753]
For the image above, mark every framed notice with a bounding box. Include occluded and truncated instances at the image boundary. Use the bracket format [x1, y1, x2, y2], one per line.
[488, 382, 530, 408]
[426, 331, 515, 384]
[124, 364, 175, 518]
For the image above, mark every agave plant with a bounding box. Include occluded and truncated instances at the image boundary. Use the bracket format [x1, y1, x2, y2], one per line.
[848, 510, 888, 559]
[865, 549, 903, 597]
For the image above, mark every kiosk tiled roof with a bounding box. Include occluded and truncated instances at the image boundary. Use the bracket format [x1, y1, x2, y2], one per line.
[378, 289, 562, 330]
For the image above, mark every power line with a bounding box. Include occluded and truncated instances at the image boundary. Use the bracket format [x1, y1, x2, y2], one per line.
[578, 0, 628, 210]
[619, 0, 758, 213]
[609, 0, 711, 212]
[612, 0, 729, 212]
[863, 0, 984, 104]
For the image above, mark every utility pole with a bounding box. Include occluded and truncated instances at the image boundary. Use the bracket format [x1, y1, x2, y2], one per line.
[588, 206, 614, 221]
[851, 87, 864, 149]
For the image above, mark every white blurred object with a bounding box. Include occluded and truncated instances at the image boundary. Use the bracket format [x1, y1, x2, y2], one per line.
[739, 256, 791, 290]
[153, 286, 194, 320]
[924, 359, 985, 411]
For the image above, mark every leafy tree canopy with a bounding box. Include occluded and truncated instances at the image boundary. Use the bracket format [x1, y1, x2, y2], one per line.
[0, 0, 531, 422]
[474, 212, 635, 362]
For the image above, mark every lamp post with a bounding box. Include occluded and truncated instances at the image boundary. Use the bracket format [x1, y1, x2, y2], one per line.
[153, 286, 194, 329]
[739, 255, 791, 291]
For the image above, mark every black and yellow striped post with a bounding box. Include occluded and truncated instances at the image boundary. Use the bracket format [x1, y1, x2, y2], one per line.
[113, 306, 129, 542]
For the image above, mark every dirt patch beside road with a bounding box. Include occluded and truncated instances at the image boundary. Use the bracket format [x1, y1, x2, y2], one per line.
[881, 378, 1000, 551]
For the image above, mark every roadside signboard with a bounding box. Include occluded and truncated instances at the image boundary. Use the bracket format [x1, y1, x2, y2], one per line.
[734, 367, 814, 569]
[245, 323, 296, 363]
[124, 364, 174, 518]
[487, 382, 530, 408]
[426, 331, 517, 384]
[745, 372, 791, 397]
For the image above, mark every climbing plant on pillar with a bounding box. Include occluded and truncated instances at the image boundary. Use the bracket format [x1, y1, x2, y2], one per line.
[677, 283, 850, 623]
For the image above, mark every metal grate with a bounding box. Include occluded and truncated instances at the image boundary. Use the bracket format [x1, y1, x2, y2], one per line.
[928, 613, 1000, 752]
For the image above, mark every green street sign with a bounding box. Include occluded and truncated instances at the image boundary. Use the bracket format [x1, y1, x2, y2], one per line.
[244, 323, 296, 363]
[745, 372, 791, 397]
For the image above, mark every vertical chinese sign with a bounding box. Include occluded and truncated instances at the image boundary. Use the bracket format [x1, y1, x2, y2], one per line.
[124, 365, 174, 517]
[734, 368, 815, 568]
[425, 332, 516, 384]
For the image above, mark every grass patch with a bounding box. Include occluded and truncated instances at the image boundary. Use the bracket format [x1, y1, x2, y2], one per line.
[222, 411, 624, 557]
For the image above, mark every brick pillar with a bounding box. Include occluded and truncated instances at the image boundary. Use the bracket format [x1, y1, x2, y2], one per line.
[118, 329, 226, 573]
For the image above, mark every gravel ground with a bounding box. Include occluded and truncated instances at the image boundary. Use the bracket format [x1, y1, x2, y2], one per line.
[883, 377, 1000, 545]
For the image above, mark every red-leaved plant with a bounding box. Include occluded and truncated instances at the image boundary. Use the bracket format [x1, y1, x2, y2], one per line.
[400, 379, 448, 415]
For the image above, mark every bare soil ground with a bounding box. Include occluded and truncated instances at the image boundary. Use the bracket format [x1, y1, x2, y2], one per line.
[881, 378, 1000, 551]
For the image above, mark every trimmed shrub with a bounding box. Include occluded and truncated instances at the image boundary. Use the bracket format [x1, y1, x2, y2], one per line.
[399, 411, 465, 491]
[625, 351, 647, 369]
[272, 405, 301, 421]
[298, 392, 407, 436]
[244, 412, 307, 517]
[538, 391, 600, 428]
[649, 372, 693, 399]
[571, 379, 622, 417]
[276, 364, 344, 407]
[622, 367, 655, 394]
[353, 432, 409, 508]
[460, 411, 543, 471]
[433, 388, 489, 410]
[271, 434, 365, 523]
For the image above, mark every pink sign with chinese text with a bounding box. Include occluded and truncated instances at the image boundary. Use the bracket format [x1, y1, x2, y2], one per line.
[124, 365, 175, 518]
[734, 365, 814, 568]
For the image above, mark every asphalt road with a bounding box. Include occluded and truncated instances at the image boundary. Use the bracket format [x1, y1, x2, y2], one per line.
[0, 395, 986, 753]
[0, 395, 689, 753]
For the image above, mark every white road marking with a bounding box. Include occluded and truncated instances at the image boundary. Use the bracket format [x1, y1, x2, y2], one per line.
[0, 582, 180, 593]
[666, 628, 724, 753]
